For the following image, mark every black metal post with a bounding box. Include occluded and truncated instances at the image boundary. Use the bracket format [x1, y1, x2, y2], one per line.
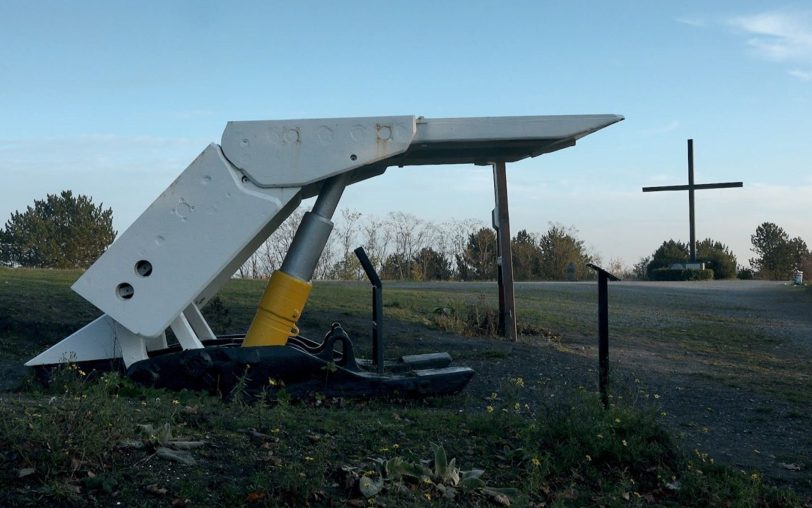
[354, 247, 384, 374]
[587, 263, 618, 408]
[597, 273, 609, 407]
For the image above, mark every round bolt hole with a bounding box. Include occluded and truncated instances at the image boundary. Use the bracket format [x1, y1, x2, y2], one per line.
[350, 154, 358, 161]
[135, 260, 153, 277]
[241, 175, 249, 183]
[117, 283, 134, 300]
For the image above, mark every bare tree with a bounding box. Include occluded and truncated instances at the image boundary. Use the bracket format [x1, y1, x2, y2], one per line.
[360, 216, 392, 273]
[330, 209, 363, 280]
[439, 218, 485, 275]
[237, 207, 306, 279]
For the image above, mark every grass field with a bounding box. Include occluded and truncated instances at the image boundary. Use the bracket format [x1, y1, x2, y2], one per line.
[0, 268, 809, 506]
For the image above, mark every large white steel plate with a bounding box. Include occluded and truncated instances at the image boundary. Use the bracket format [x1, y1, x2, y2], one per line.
[72, 144, 299, 337]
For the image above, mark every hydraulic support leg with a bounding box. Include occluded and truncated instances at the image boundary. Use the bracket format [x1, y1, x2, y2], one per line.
[243, 175, 349, 347]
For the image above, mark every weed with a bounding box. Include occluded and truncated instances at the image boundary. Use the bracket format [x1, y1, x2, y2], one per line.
[201, 296, 233, 334]
[431, 297, 499, 336]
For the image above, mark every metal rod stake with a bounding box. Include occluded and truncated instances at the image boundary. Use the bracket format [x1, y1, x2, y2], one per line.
[598, 273, 609, 407]
[354, 247, 384, 374]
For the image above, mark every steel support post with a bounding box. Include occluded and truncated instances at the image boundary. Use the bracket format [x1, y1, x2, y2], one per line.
[492, 161, 517, 342]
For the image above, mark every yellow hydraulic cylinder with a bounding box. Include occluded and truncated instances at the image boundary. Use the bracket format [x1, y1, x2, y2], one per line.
[243, 270, 312, 347]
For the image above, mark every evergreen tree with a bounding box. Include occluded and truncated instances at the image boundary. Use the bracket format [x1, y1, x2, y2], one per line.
[511, 229, 542, 281]
[696, 239, 737, 279]
[412, 247, 452, 281]
[380, 252, 412, 280]
[455, 228, 497, 281]
[537, 224, 592, 280]
[0, 191, 116, 268]
[750, 222, 808, 279]
[645, 240, 689, 278]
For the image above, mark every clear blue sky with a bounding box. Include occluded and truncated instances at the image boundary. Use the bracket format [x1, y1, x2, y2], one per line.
[2, 1, 810, 267]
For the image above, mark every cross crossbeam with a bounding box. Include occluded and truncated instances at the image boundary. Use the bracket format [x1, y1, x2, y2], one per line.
[642, 139, 742, 262]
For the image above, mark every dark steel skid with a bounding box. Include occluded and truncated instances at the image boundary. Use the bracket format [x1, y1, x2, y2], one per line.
[125, 324, 474, 398]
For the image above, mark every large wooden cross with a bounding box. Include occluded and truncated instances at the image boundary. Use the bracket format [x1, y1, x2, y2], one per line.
[642, 139, 743, 262]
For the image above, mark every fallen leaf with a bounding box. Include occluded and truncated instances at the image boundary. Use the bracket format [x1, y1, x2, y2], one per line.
[245, 490, 266, 503]
[17, 468, 35, 478]
[621, 492, 630, 501]
[359, 476, 383, 498]
[483, 488, 511, 506]
[146, 484, 168, 495]
[779, 463, 801, 471]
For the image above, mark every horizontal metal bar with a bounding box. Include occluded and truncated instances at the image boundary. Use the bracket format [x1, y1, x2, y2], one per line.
[642, 182, 743, 192]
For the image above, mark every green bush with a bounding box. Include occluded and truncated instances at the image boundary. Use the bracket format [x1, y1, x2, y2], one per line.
[737, 268, 755, 280]
[645, 239, 737, 279]
[649, 268, 714, 281]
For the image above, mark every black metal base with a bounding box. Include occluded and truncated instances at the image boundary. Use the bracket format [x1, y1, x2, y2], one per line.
[126, 323, 475, 399]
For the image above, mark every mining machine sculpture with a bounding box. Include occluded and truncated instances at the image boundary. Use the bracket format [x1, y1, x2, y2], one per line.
[26, 114, 622, 396]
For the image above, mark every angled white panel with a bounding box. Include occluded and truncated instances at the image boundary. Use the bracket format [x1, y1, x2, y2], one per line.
[221, 116, 417, 188]
[25, 314, 149, 367]
[71, 144, 300, 337]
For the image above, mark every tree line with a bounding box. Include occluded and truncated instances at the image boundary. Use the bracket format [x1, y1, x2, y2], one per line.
[235, 208, 599, 281]
[2, 191, 809, 282]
